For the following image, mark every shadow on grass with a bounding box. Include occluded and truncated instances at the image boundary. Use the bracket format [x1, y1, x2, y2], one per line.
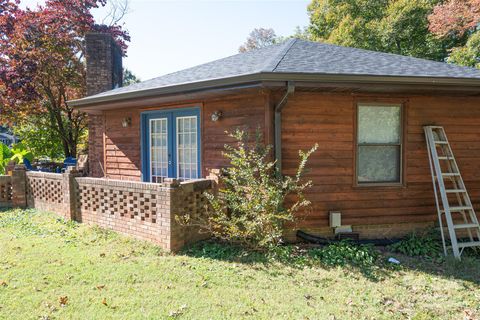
[181, 240, 395, 281]
[390, 251, 480, 285]
[181, 239, 480, 284]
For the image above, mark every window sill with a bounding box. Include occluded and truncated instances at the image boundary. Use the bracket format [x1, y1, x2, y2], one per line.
[354, 182, 406, 189]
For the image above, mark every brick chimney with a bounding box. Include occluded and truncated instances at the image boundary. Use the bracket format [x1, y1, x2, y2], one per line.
[85, 32, 123, 96]
[85, 33, 123, 178]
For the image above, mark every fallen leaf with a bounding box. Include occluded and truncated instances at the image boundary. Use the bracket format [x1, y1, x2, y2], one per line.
[102, 298, 107, 306]
[99, 253, 106, 258]
[59, 296, 68, 307]
[0, 281, 7, 287]
[96, 285, 106, 290]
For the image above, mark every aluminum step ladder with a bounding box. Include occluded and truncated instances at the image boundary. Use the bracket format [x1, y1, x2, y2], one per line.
[424, 126, 480, 259]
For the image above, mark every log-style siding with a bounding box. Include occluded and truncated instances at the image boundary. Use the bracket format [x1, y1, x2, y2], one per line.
[282, 92, 480, 232]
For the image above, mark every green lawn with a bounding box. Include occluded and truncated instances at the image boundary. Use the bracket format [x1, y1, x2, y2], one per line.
[0, 209, 479, 320]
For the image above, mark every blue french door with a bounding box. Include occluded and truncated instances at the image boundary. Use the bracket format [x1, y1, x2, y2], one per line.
[141, 108, 201, 182]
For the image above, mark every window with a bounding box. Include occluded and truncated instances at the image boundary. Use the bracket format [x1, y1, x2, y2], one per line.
[356, 104, 402, 185]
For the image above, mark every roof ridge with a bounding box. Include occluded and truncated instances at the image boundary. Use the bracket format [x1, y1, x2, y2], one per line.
[261, 38, 297, 72]
[300, 39, 480, 73]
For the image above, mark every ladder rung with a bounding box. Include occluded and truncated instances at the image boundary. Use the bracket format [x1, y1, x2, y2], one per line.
[438, 156, 453, 160]
[457, 241, 480, 249]
[441, 206, 473, 212]
[442, 173, 460, 177]
[434, 141, 448, 144]
[453, 223, 479, 230]
[445, 189, 466, 193]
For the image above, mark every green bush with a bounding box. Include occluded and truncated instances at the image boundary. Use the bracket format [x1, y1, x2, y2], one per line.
[0, 142, 34, 174]
[388, 230, 442, 257]
[309, 241, 380, 269]
[177, 129, 317, 250]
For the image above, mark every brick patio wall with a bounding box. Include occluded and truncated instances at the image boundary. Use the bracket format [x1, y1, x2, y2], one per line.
[25, 171, 73, 219]
[5, 165, 212, 251]
[0, 175, 12, 208]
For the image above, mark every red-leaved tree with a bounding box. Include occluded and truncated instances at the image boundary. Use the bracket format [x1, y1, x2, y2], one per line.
[0, 0, 129, 157]
[428, 0, 480, 68]
[428, 0, 480, 37]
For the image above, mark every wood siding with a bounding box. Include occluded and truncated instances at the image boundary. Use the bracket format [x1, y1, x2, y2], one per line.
[96, 88, 480, 232]
[282, 92, 480, 230]
[101, 91, 268, 181]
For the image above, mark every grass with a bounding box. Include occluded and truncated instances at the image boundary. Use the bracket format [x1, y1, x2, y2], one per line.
[0, 209, 479, 319]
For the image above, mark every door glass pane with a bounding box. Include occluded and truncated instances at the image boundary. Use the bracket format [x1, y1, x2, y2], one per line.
[358, 105, 401, 144]
[177, 116, 198, 180]
[358, 146, 400, 183]
[150, 118, 168, 183]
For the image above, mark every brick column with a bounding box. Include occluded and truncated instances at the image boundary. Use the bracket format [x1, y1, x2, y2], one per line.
[161, 178, 184, 251]
[11, 165, 27, 208]
[63, 167, 82, 221]
[88, 114, 105, 178]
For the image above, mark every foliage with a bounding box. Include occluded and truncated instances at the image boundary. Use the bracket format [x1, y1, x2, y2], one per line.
[13, 116, 65, 160]
[184, 240, 380, 273]
[389, 230, 443, 257]
[307, 0, 460, 61]
[428, 0, 480, 37]
[0, 143, 11, 174]
[0, 0, 130, 157]
[309, 241, 380, 270]
[239, 28, 281, 52]
[429, 0, 480, 68]
[178, 129, 317, 250]
[290, 26, 312, 41]
[123, 68, 141, 86]
[448, 31, 480, 68]
[0, 142, 33, 174]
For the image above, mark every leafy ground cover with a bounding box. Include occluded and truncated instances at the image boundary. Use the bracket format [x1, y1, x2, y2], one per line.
[0, 209, 479, 319]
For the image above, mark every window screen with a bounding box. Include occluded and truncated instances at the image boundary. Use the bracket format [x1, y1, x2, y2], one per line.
[357, 105, 402, 184]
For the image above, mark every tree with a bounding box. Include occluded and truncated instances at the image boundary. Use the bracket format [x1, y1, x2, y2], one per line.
[13, 116, 66, 160]
[123, 68, 141, 86]
[0, 0, 129, 158]
[428, 0, 480, 37]
[307, 0, 459, 61]
[429, 0, 480, 68]
[239, 28, 279, 53]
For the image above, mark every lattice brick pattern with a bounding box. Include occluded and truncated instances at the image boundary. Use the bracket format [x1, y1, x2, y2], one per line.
[26, 176, 63, 204]
[78, 185, 158, 223]
[179, 189, 209, 218]
[0, 176, 12, 203]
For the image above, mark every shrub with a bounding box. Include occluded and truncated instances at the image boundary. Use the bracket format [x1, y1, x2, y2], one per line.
[309, 241, 380, 269]
[178, 129, 317, 250]
[388, 230, 442, 257]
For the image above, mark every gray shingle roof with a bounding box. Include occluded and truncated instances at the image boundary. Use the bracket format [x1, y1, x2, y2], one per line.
[71, 39, 480, 106]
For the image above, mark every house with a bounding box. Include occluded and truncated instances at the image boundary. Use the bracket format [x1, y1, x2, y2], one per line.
[0, 126, 16, 146]
[69, 34, 480, 240]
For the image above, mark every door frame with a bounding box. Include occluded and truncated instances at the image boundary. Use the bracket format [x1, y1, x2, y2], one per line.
[140, 107, 201, 182]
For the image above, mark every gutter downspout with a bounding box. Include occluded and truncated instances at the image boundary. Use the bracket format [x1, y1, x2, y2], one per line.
[274, 81, 295, 177]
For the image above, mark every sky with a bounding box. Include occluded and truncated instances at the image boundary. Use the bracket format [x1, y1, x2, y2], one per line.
[20, 0, 311, 81]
